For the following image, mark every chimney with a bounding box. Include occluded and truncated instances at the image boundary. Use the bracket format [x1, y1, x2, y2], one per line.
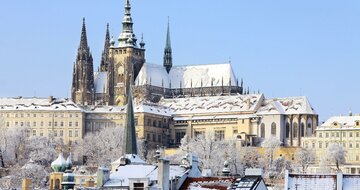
[157, 158, 170, 190]
[96, 167, 110, 187]
[246, 98, 251, 110]
[49, 96, 54, 103]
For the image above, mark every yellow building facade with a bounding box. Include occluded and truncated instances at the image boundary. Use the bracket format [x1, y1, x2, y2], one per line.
[302, 116, 360, 173]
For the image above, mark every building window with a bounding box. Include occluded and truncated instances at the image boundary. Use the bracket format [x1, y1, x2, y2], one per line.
[32, 130, 36, 136]
[69, 122, 72, 127]
[293, 123, 298, 138]
[60, 122, 64, 127]
[286, 122, 290, 138]
[6, 122, 9, 127]
[75, 130, 78, 137]
[75, 122, 79, 127]
[343, 132, 346, 137]
[135, 118, 138, 126]
[175, 131, 186, 144]
[152, 134, 156, 142]
[326, 133, 329, 138]
[60, 130, 63, 137]
[33, 114, 36, 117]
[195, 131, 205, 137]
[215, 130, 225, 141]
[261, 123, 265, 138]
[312, 142, 315, 148]
[69, 130, 72, 137]
[350, 132, 353, 137]
[147, 133, 150, 141]
[40, 121, 44, 127]
[350, 142, 353, 148]
[357, 121, 360, 126]
[147, 119, 151, 126]
[357, 143, 359, 148]
[301, 123, 305, 137]
[271, 122, 276, 136]
[48, 121, 52, 127]
[40, 130, 43, 136]
[54, 130, 57, 137]
[336, 132, 339, 137]
[153, 120, 157, 127]
[54, 122, 57, 127]
[33, 122, 36, 127]
[319, 132, 322, 138]
[357, 132, 359, 137]
[158, 135, 161, 143]
[319, 142, 322, 148]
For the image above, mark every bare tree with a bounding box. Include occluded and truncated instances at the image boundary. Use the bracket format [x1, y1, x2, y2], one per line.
[261, 136, 281, 168]
[326, 143, 346, 171]
[75, 127, 124, 167]
[297, 148, 315, 173]
[178, 134, 238, 175]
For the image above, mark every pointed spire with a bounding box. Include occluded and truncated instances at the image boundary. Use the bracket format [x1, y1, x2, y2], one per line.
[123, 88, 137, 155]
[140, 33, 145, 48]
[100, 23, 111, 72]
[118, 0, 137, 47]
[80, 17, 88, 50]
[163, 17, 173, 73]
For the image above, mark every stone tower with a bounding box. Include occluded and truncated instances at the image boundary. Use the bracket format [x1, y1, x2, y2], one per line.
[163, 18, 172, 73]
[100, 23, 111, 72]
[107, 0, 145, 106]
[71, 18, 95, 105]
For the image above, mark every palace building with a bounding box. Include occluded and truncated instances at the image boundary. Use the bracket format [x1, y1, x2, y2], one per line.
[0, 0, 318, 149]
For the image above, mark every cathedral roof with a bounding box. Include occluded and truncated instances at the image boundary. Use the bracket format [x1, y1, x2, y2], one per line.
[159, 94, 264, 115]
[135, 62, 237, 89]
[256, 96, 316, 115]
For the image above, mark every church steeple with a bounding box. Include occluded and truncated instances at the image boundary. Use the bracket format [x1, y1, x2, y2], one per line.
[123, 87, 137, 155]
[71, 17, 94, 105]
[80, 18, 88, 50]
[118, 0, 137, 47]
[163, 17, 173, 73]
[100, 23, 111, 72]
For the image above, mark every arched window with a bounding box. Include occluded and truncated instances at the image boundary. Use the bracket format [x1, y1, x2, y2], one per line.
[301, 122, 305, 137]
[260, 123, 265, 138]
[293, 122, 298, 138]
[286, 122, 290, 138]
[271, 122, 276, 136]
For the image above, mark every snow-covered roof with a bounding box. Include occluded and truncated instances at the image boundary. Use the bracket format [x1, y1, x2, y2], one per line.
[134, 103, 172, 116]
[94, 72, 108, 94]
[135, 62, 237, 89]
[159, 94, 263, 115]
[83, 105, 126, 113]
[0, 97, 81, 111]
[256, 96, 316, 115]
[104, 164, 187, 187]
[320, 116, 360, 127]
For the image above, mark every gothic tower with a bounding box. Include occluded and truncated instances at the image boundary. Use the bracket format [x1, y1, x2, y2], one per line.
[163, 18, 172, 73]
[100, 23, 110, 72]
[108, 0, 145, 106]
[71, 18, 95, 105]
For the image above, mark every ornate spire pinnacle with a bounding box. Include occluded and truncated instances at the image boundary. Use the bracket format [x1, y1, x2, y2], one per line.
[123, 88, 137, 155]
[100, 23, 111, 72]
[80, 17, 88, 50]
[163, 17, 173, 73]
[118, 0, 137, 47]
[139, 33, 145, 49]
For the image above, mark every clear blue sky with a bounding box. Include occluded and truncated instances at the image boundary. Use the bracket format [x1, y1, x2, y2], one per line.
[0, 0, 360, 121]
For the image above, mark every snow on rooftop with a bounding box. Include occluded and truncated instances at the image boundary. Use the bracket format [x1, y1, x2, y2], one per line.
[0, 97, 81, 111]
[321, 116, 360, 127]
[135, 103, 172, 116]
[135, 62, 237, 89]
[159, 94, 263, 115]
[256, 96, 316, 115]
[104, 164, 187, 187]
[94, 72, 108, 94]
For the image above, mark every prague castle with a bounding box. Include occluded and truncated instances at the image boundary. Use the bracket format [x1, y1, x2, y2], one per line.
[0, 0, 318, 149]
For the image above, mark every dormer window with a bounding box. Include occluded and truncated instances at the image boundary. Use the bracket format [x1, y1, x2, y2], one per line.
[356, 121, 359, 126]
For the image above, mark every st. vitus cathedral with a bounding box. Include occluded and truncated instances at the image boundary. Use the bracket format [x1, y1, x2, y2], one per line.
[71, 0, 244, 106]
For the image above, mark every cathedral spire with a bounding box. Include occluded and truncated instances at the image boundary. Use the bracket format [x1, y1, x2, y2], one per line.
[163, 17, 173, 73]
[100, 23, 111, 72]
[118, 0, 137, 47]
[80, 17, 88, 50]
[123, 87, 137, 155]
